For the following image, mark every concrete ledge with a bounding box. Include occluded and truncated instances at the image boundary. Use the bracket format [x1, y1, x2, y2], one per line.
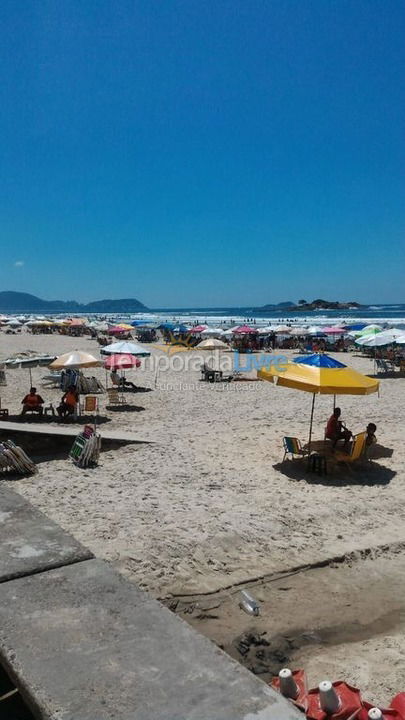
[0, 486, 93, 582]
[0, 559, 301, 720]
[0, 419, 150, 445]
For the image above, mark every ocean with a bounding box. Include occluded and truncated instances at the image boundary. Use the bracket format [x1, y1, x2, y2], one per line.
[114, 304, 405, 328]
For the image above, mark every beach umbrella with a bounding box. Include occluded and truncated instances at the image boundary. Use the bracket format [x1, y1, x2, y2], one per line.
[5, 354, 57, 385]
[26, 320, 54, 327]
[274, 325, 291, 334]
[351, 324, 382, 338]
[200, 327, 225, 338]
[289, 327, 310, 336]
[195, 339, 229, 350]
[5, 319, 22, 327]
[103, 354, 141, 369]
[356, 329, 404, 347]
[257, 326, 275, 335]
[100, 340, 151, 357]
[172, 324, 190, 334]
[158, 322, 176, 330]
[189, 325, 208, 334]
[323, 326, 346, 335]
[307, 326, 327, 336]
[108, 325, 129, 335]
[49, 351, 102, 369]
[345, 323, 367, 331]
[395, 335, 405, 344]
[67, 318, 86, 326]
[258, 353, 379, 453]
[233, 325, 258, 334]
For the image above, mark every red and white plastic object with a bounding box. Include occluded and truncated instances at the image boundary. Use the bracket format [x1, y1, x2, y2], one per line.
[357, 703, 403, 720]
[306, 680, 363, 720]
[390, 694, 405, 720]
[271, 668, 308, 712]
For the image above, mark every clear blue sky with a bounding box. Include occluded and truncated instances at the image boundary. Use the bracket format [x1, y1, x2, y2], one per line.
[0, 0, 404, 308]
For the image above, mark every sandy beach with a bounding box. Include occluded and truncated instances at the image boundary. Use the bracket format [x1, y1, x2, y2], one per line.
[1, 330, 404, 701]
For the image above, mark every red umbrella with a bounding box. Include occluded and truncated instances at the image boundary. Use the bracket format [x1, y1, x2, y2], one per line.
[104, 354, 141, 370]
[233, 324, 258, 334]
[323, 326, 346, 335]
[108, 326, 128, 335]
[189, 325, 208, 334]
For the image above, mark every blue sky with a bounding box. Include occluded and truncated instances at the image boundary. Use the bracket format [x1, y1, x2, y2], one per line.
[0, 0, 404, 307]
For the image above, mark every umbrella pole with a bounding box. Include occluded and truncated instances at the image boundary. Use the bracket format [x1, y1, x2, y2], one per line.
[29, 367, 32, 387]
[333, 394, 336, 410]
[308, 393, 316, 456]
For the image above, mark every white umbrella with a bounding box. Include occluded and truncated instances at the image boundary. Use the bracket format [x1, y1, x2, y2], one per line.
[195, 339, 229, 350]
[257, 326, 275, 334]
[289, 327, 310, 336]
[395, 336, 405, 344]
[200, 327, 225, 338]
[274, 325, 291, 334]
[49, 351, 102, 369]
[6, 319, 22, 327]
[356, 329, 404, 347]
[100, 341, 151, 357]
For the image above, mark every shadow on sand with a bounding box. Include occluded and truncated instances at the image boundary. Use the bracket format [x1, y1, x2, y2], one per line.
[273, 457, 396, 487]
[119, 386, 153, 394]
[105, 405, 145, 413]
[8, 414, 111, 426]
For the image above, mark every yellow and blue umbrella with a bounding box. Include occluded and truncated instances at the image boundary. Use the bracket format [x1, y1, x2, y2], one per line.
[258, 354, 379, 452]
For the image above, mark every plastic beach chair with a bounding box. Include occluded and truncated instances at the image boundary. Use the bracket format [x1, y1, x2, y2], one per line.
[81, 395, 98, 413]
[282, 436, 307, 461]
[332, 432, 366, 469]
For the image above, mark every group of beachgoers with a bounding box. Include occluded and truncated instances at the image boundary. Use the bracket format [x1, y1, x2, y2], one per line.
[326, 407, 377, 450]
[20, 369, 137, 420]
[21, 386, 79, 419]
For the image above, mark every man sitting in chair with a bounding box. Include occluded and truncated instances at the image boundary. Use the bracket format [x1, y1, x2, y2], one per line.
[57, 385, 79, 418]
[21, 387, 44, 416]
[325, 407, 352, 449]
[110, 369, 136, 390]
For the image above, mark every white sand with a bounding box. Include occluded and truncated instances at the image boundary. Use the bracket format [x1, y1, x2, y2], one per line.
[0, 331, 403, 594]
[1, 330, 404, 698]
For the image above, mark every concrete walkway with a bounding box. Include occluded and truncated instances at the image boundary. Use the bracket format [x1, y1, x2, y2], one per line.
[0, 486, 93, 583]
[0, 487, 301, 720]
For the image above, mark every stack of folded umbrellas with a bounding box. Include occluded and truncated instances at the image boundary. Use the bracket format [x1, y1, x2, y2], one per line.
[0, 440, 37, 475]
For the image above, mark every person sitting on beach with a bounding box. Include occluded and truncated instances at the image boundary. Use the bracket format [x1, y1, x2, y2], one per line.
[325, 407, 352, 448]
[365, 423, 377, 447]
[110, 369, 136, 390]
[21, 387, 44, 416]
[57, 385, 79, 418]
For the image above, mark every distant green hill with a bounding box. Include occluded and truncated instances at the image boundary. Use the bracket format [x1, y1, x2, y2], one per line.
[0, 291, 147, 313]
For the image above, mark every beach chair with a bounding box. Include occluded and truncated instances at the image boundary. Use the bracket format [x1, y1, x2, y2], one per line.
[332, 432, 366, 469]
[200, 363, 223, 383]
[282, 436, 307, 461]
[376, 359, 395, 374]
[80, 395, 99, 414]
[106, 388, 126, 406]
[0, 398, 9, 418]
